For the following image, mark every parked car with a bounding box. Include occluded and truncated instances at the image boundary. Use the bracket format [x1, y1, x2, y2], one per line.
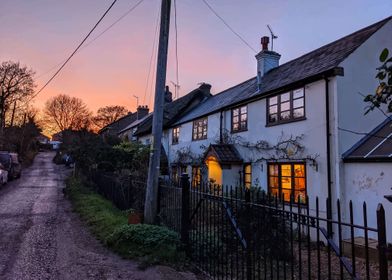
[0, 152, 21, 180]
[0, 163, 8, 185]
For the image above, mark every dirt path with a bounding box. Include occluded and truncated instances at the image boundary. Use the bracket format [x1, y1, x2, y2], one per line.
[0, 152, 198, 280]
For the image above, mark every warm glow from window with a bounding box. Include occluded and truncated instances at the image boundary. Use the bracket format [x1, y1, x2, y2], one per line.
[205, 156, 222, 185]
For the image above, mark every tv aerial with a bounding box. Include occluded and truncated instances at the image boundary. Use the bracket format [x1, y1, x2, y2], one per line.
[267, 25, 278, 51]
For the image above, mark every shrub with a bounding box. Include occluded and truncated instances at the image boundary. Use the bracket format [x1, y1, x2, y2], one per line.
[107, 224, 184, 264]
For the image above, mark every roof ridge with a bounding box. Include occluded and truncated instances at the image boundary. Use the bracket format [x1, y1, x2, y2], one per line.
[272, 16, 391, 72]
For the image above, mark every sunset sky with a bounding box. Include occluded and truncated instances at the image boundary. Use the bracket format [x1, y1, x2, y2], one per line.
[1, 0, 391, 114]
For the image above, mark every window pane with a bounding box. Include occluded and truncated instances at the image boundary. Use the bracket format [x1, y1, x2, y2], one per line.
[280, 111, 291, 120]
[269, 176, 279, 187]
[269, 164, 278, 176]
[269, 105, 277, 114]
[241, 106, 247, 114]
[233, 109, 239, 116]
[281, 164, 291, 176]
[233, 123, 239, 131]
[281, 92, 290, 102]
[294, 164, 305, 177]
[269, 96, 278, 105]
[294, 191, 306, 203]
[281, 101, 291, 111]
[233, 116, 239, 123]
[293, 108, 304, 118]
[294, 178, 306, 190]
[281, 188, 291, 201]
[240, 114, 247, 121]
[293, 98, 304, 108]
[269, 187, 279, 197]
[245, 164, 251, 173]
[293, 88, 304, 99]
[281, 177, 292, 189]
[269, 113, 278, 123]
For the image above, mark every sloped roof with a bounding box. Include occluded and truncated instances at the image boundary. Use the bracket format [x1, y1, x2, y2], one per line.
[99, 113, 137, 134]
[135, 84, 212, 136]
[343, 118, 392, 162]
[174, 16, 391, 126]
[118, 113, 152, 135]
[205, 144, 243, 164]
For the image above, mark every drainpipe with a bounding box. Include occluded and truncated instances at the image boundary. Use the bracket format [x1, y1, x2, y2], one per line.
[219, 111, 223, 144]
[325, 77, 333, 237]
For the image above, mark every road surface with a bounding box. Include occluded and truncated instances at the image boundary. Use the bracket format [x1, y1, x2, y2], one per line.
[0, 152, 196, 280]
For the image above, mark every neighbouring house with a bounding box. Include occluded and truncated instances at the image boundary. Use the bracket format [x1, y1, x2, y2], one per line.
[139, 16, 392, 241]
[118, 112, 151, 141]
[36, 134, 50, 145]
[98, 106, 149, 138]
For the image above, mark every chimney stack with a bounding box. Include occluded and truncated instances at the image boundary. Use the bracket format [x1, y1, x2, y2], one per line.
[165, 85, 173, 103]
[136, 105, 149, 120]
[255, 36, 281, 90]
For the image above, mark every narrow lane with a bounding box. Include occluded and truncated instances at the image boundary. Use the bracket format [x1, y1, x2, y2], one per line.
[0, 152, 196, 280]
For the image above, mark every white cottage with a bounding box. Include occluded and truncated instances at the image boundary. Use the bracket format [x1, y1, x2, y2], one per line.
[136, 17, 392, 241]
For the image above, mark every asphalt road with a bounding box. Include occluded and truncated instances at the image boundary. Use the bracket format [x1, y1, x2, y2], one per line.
[0, 152, 196, 280]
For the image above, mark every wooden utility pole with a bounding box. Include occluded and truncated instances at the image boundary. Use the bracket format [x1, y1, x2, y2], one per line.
[144, 0, 171, 224]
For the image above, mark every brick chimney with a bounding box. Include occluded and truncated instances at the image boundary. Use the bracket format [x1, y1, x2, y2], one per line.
[136, 105, 149, 120]
[255, 36, 281, 89]
[198, 82, 212, 94]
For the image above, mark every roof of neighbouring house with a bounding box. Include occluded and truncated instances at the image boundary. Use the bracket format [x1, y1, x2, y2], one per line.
[135, 84, 212, 136]
[343, 118, 392, 162]
[205, 144, 243, 164]
[99, 113, 137, 135]
[173, 16, 391, 126]
[118, 113, 152, 135]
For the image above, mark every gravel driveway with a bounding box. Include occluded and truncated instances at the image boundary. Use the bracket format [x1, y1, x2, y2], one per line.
[0, 152, 198, 280]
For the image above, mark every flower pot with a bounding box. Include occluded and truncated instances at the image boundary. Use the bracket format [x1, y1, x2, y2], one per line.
[128, 212, 143, 224]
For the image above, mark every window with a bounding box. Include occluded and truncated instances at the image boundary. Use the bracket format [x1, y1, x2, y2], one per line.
[172, 127, 180, 144]
[192, 166, 201, 187]
[232, 105, 248, 132]
[267, 88, 305, 125]
[268, 163, 306, 203]
[244, 164, 252, 189]
[192, 118, 208, 141]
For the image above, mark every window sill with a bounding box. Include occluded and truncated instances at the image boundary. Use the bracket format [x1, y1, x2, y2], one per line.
[192, 138, 207, 142]
[231, 128, 248, 134]
[266, 117, 307, 127]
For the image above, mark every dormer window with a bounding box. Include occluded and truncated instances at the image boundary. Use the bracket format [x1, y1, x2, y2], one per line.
[267, 88, 305, 125]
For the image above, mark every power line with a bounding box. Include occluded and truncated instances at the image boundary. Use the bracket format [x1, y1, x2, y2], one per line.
[36, 0, 145, 80]
[33, 0, 119, 97]
[173, 0, 180, 99]
[143, 5, 161, 106]
[338, 127, 392, 140]
[201, 0, 257, 53]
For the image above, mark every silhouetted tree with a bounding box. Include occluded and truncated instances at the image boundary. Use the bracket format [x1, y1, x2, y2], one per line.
[93, 105, 128, 130]
[43, 94, 91, 134]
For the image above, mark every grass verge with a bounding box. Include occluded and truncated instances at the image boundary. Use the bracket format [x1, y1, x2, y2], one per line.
[65, 176, 186, 266]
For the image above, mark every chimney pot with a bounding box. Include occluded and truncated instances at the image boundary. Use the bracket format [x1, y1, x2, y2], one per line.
[261, 36, 269, 51]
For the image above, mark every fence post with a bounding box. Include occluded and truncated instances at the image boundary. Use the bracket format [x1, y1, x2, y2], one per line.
[376, 204, 388, 280]
[180, 173, 190, 253]
[156, 178, 162, 224]
[245, 188, 252, 280]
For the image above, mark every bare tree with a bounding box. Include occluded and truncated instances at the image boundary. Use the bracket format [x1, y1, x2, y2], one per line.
[93, 105, 128, 130]
[0, 61, 35, 133]
[43, 94, 91, 134]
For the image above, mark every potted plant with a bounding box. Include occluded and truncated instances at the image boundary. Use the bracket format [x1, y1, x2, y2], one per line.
[126, 208, 143, 224]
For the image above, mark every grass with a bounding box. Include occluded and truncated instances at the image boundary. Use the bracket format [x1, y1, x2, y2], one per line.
[65, 176, 186, 266]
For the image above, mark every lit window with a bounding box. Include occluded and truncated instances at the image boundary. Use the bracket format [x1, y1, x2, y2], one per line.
[192, 166, 201, 187]
[268, 163, 306, 203]
[232, 105, 248, 132]
[172, 127, 180, 144]
[192, 118, 208, 141]
[244, 163, 252, 189]
[267, 88, 305, 125]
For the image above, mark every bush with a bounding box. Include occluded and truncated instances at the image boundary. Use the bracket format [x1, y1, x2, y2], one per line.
[107, 224, 184, 264]
[65, 176, 185, 266]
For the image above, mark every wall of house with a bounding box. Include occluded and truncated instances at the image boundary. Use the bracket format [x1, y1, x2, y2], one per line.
[343, 162, 392, 242]
[336, 20, 392, 155]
